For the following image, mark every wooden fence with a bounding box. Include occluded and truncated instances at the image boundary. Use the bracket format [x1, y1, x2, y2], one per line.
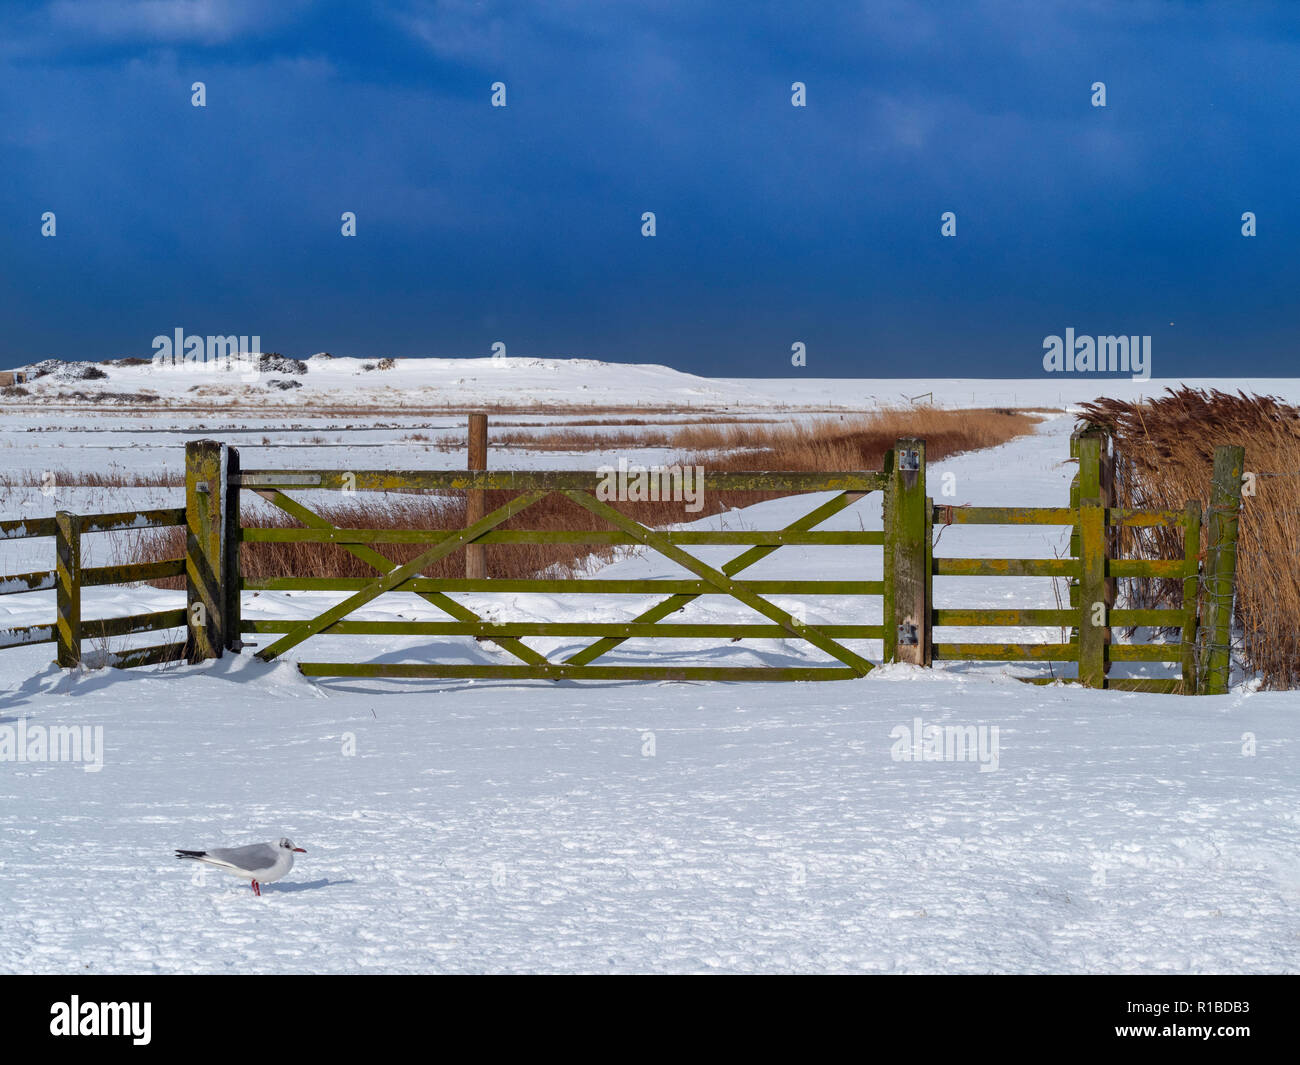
[0, 508, 188, 668]
[0, 422, 1245, 692]
[899, 427, 1244, 694]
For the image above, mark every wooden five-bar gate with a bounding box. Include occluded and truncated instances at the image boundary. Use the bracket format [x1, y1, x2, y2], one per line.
[0, 424, 1245, 693]
[232, 445, 887, 683]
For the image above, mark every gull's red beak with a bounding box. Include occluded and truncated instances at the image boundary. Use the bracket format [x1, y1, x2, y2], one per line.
[293, 847, 306, 853]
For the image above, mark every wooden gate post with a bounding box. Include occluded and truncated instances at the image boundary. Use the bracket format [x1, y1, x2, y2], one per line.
[1072, 427, 1114, 685]
[1068, 432, 1082, 637]
[1180, 498, 1202, 694]
[1200, 444, 1245, 695]
[186, 439, 235, 662]
[881, 447, 895, 663]
[466, 413, 488, 580]
[55, 510, 81, 668]
[1098, 428, 1117, 669]
[224, 443, 242, 651]
[1077, 496, 1107, 688]
[924, 492, 934, 663]
[888, 437, 929, 666]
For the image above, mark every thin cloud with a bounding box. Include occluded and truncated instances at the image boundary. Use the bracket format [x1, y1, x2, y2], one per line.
[45, 0, 306, 45]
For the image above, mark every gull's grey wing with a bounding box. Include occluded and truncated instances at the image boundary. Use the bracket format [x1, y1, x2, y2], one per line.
[205, 843, 279, 872]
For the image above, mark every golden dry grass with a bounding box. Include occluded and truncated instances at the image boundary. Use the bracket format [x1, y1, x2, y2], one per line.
[0, 469, 183, 490]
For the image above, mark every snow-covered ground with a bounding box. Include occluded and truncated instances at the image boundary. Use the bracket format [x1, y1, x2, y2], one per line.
[4, 656, 1295, 974]
[1, 365, 1298, 974]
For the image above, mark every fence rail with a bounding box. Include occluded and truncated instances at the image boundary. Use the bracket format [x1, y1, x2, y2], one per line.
[0, 420, 1246, 693]
[237, 470, 887, 493]
[240, 528, 884, 546]
[0, 507, 188, 665]
[922, 427, 1242, 694]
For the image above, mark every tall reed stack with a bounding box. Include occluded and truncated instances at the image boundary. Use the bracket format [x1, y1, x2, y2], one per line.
[1078, 386, 1300, 690]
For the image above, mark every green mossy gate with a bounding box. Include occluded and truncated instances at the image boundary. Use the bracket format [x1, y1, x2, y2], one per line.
[232, 463, 889, 682]
[0, 423, 1245, 693]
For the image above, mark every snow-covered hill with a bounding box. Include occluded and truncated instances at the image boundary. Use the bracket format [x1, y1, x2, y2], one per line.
[8, 354, 771, 411]
[8, 353, 1300, 412]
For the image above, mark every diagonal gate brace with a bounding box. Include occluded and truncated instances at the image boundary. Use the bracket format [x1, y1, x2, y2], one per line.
[256, 490, 547, 662]
[254, 490, 548, 666]
[562, 490, 874, 676]
[564, 490, 865, 666]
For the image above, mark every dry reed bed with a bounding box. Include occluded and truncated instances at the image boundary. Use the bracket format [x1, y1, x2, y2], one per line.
[1078, 387, 1300, 690]
[475, 408, 1034, 455]
[0, 469, 183, 490]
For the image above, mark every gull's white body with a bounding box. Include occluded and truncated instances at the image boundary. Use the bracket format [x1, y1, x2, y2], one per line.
[175, 837, 306, 895]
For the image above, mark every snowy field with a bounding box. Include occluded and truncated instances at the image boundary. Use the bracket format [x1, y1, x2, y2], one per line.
[8, 351, 1300, 412]
[2, 365, 1299, 973]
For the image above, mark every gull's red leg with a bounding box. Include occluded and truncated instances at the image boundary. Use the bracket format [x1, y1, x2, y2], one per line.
[252, 880, 260, 896]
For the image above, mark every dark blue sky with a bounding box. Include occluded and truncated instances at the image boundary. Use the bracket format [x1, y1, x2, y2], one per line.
[2, 1, 1298, 377]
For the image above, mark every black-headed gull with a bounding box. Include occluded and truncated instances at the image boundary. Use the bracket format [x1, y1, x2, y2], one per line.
[175, 837, 306, 896]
